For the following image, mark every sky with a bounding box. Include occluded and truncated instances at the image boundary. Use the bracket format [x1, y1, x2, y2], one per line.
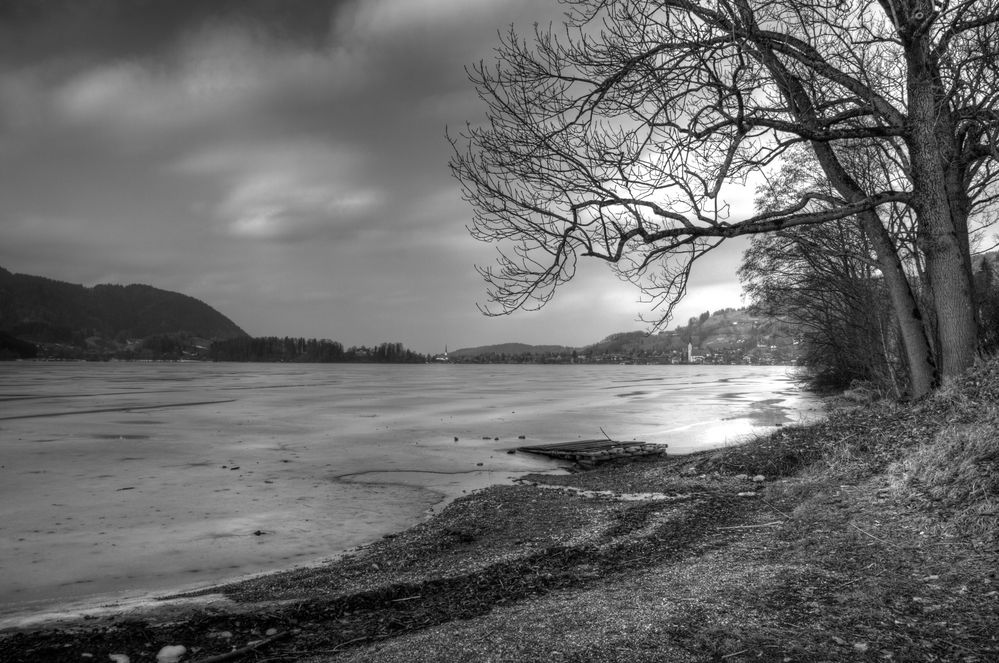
[0, 0, 750, 354]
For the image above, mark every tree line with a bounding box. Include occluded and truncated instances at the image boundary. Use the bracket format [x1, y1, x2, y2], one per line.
[207, 337, 426, 363]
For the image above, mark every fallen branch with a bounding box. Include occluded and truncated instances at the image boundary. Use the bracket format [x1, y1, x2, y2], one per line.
[189, 631, 291, 663]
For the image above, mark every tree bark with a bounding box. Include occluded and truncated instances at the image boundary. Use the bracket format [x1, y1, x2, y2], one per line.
[904, 25, 979, 383]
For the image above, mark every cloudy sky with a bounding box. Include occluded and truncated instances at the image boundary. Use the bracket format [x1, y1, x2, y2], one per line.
[0, 0, 749, 353]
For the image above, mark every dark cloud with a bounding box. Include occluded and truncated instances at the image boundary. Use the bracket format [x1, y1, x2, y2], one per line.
[0, 0, 747, 351]
[0, 0, 342, 66]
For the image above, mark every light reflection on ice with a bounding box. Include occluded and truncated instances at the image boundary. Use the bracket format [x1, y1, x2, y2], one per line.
[0, 362, 820, 620]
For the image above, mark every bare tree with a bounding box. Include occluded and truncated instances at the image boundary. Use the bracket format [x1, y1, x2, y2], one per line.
[744, 144, 939, 395]
[741, 220, 904, 391]
[450, 0, 999, 392]
[741, 151, 909, 393]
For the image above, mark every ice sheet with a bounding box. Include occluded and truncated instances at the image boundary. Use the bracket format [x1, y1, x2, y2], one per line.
[0, 362, 820, 620]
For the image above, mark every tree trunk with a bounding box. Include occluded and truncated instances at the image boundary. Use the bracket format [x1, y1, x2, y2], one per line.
[806, 137, 937, 397]
[857, 210, 937, 397]
[917, 205, 978, 382]
[905, 28, 978, 383]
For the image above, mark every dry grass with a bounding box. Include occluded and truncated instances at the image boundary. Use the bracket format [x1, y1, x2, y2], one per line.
[890, 416, 999, 544]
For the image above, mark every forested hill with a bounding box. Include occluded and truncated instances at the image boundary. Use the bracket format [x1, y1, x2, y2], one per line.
[0, 266, 246, 358]
[450, 308, 801, 364]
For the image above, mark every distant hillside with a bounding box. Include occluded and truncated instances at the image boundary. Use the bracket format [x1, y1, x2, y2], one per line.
[451, 308, 801, 365]
[584, 308, 798, 358]
[449, 342, 573, 359]
[0, 266, 246, 358]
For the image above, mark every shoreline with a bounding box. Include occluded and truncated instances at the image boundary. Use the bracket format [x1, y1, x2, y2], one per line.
[0, 421, 805, 631]
[0, 425, 786, 633]
[0, 450, 724, 633]
[0, 462, 568, 630]
[1, 363, 818, 614]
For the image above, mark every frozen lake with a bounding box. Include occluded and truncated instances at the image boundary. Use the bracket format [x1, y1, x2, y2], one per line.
[0, 362, 820, 621]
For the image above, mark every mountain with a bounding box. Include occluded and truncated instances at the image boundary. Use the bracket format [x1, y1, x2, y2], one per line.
[0, 266, 247, 358]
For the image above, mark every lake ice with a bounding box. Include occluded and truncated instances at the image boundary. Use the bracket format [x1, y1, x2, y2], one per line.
[0, 362, 820, 621]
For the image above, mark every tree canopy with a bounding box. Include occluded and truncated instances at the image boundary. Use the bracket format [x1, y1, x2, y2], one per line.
[451, 0, 999, 394]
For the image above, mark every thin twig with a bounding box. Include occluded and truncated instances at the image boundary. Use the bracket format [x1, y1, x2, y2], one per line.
[759, 498, 793, 519]
[331, 635, 373, 652]
[716, 521, 783, 530]
[722, 648, 750, 659]
[331, 632, 397, 653]
[939, 638, 985, 656]
[850, 522, 895, 547]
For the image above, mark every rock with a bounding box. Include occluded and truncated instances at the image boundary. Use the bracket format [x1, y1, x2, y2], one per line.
[265, 627, 278, 636]
[156, 645, 187, 663]
[109, 655, 130, 663]
[734, 474, 749, 481]
[737, 492, 758, 498]
[518, 435, 526, 439]
[752, 474, 766, 483]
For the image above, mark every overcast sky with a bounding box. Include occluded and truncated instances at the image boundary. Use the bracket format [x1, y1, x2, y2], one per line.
[0, 0, 749, 353]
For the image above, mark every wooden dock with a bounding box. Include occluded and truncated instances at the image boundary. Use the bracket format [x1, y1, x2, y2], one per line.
[516, 439, 667, 464]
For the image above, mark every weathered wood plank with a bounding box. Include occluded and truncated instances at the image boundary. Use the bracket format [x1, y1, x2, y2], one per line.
[516, 439, 667, 462]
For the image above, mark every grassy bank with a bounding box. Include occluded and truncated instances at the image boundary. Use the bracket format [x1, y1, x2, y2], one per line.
[2, 361, 997, 662]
